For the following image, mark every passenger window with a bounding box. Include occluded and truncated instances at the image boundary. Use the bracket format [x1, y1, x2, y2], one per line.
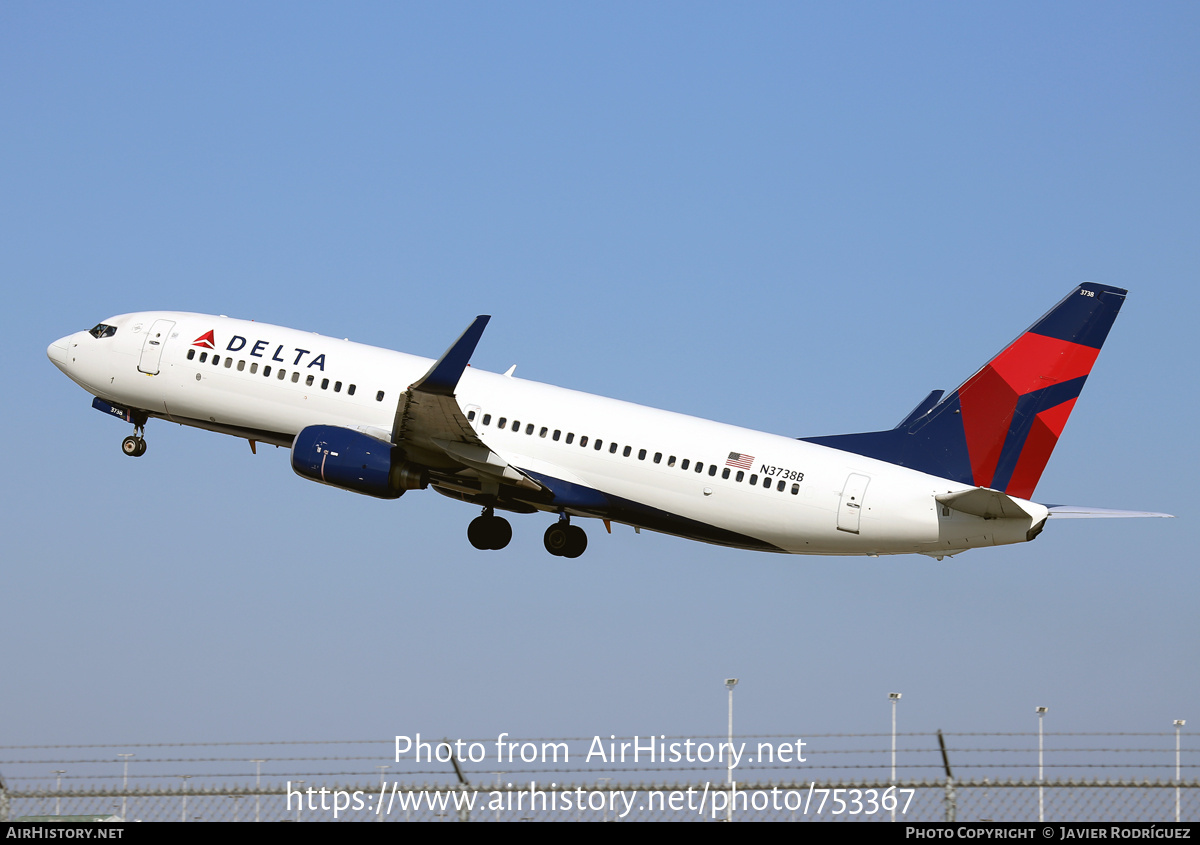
[291, 372, 299, 383]
[609, 442, 618, 454]
[263, 365, 272, 377]
[540, 427, 548, 438]
[238, 361, 246, 372]
[791, 483, 800, 495]
[709, 465, 717, 477]
[580, 435, 588, 447]
[512, 420, 520, 431]
[348, 384, 356, 396]
[225, 358, 233, 369]
[681, 459, 690, 470]
[566, 433, 574, 444]
[526, 424, 534, 435]
[468, 410, 476, 421]
[623, 445, 631, 457]
[334, 381, 341, 392]
[638, 449, 647, 460]
[553, 430, 561, 441]
[199, 352, 208, 363]
[187, 349, 195, 360]
[736, 471, 744, 482]
[483, 414, 491, 425]
[750, 474, 758, 485]
[376, 390, 384, 401]
[305, 374, 313, 386]
[722, 468, 730, 479]
[777, 479, 785, 491]
[762, 476, 771, 488]
[695, 463, 704, 473]
[212, 355, 220, 366]
[277, 369, 286, 380]
[668, 456, 676, 467]
[653, 452, 662, 464]
[320, 377, 328, 389]
[250, 362, 259, 374]
[499, 417, 507, 429]
[594, 439, 603, 451]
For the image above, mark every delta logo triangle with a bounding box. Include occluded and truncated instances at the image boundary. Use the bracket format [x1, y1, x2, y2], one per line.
[192, 330, 216, 349]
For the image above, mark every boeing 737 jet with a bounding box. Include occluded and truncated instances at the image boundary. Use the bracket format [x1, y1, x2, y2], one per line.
[47, 283, 1168, 558]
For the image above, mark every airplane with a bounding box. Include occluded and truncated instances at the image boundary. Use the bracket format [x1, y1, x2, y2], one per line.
[46, 283, 1169, 559]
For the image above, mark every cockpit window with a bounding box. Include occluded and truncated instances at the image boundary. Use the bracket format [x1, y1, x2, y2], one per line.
[88, 323, 117, 339]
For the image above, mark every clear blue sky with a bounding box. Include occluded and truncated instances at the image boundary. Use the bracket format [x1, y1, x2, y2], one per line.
[2, 1, 1195, 762]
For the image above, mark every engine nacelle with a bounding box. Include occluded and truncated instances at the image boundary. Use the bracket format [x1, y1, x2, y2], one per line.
[291, 425, 428, 499]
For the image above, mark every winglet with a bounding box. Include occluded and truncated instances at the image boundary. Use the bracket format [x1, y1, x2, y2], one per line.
[410, 316, 491, 396]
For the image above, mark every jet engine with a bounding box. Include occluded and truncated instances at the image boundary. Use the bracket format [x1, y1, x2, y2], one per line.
[291, 425, 428, 499]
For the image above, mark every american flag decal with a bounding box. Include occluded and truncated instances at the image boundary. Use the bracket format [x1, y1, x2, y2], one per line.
[726, 452, 754, 470]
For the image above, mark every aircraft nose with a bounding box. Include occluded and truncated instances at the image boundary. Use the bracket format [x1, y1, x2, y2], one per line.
[47, 335, 71, 369]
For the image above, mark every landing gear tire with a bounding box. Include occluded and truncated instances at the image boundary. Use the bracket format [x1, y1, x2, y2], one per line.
[544, 523, 587, 558]
[122, 436, 146, 457]
[468, 514, 512, 551]
[487, 516, 512, 550]
[544, 523, 569, 556]
[563, 525, 587, 558]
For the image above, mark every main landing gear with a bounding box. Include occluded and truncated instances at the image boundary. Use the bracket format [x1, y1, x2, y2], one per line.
[466, 510, 589, 557]
[544, 515, 587, 559]
[467, 507, 512, 551]
[121, 426, 147, 457]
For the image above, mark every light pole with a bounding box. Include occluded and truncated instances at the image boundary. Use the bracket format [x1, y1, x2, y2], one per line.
[493, 773, 506, 823]
[889, 692, 902, 822]
[250, 760, 265, 822]
[597, 778, 611, 822]
[377, 766, 389, 822]
[180, 776, 191, 823]
[117, 753, 133, 821]
[1036, 707, 1048, 822]
[52, 770, 65, 817]
[726, 678, 738, 822]
[1175, 720, 1186, 823]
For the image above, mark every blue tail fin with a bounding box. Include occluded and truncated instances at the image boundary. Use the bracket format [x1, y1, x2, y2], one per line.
[800, 284, 1126, 498]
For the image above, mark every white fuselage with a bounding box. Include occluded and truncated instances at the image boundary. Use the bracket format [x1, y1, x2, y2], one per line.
[48, 311, 1048, 556]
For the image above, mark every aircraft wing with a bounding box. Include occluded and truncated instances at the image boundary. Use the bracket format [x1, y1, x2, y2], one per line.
[391, 316, 543, 491]
[1045, 505, 1174, 519]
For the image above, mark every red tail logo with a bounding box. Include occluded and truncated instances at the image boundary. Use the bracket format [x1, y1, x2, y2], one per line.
[192, 330, 216, 349]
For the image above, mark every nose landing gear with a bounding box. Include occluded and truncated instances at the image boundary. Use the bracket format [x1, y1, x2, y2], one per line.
[121, 425, 147, 457]
[467, 507, 512, 550]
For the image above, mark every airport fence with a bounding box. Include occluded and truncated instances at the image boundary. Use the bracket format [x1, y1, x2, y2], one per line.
[3, 779, 1198, 822]
[2, 732, 1195, 822]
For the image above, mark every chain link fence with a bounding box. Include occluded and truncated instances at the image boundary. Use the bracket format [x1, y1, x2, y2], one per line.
[2, 733, 1194, 821]
[3, 780, 1197, 822]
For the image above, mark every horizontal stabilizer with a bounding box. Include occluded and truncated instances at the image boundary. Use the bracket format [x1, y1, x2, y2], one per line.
[1046, 505, 1174, 519]
[936, 488, 1035, 520]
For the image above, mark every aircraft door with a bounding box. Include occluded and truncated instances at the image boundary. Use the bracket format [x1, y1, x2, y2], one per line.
[137, 319, 175, 375]
[837, 473, 871, 534]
